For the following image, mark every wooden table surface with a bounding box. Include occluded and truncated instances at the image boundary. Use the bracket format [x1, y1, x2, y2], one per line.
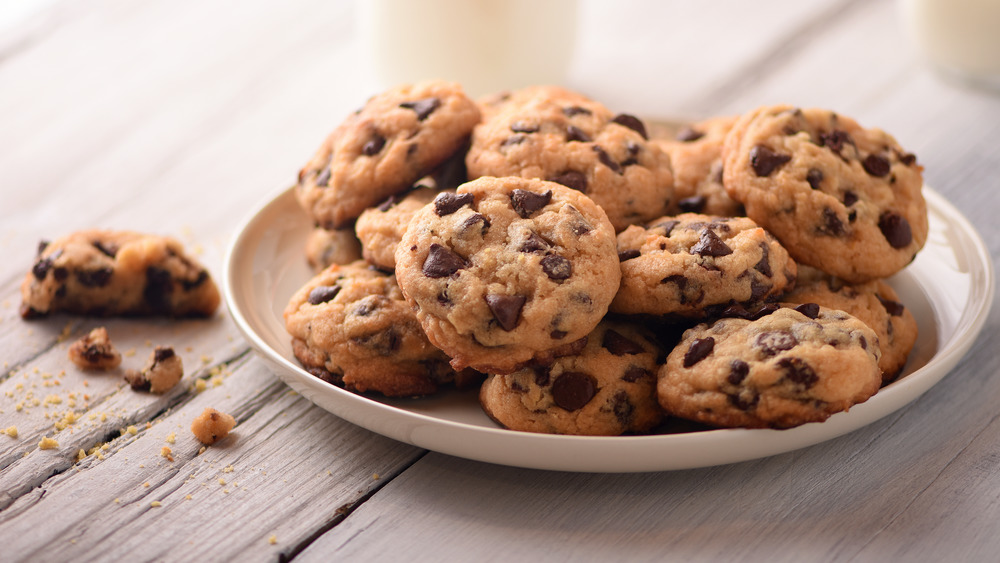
[2, 0, 998, 560]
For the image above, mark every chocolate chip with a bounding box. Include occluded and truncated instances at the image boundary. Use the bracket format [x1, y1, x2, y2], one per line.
[691, 228, 733, 257]
[510, 121, 539, 133]
[843, 190, 858, 207]
[32, 258, 53, 280]
[307, 284, 341, 305]
[460, 213, 490, 234]
[352, 295, 384, 316]
[563, 106, 592, 117]
[399, 97, 440, 120]
[77, 268, 112, 287]
[353, 329, 401, 356]
[144, 266, 173, 313]
[863, 154, 891, 177]
[433, 192, 474, 216]
[750, 145, 791, 177]
[728, 359, 750, 385]
[754, 331, 798, 356]
[661, 274, 687, 290]
[611, 114, 648, 139]
[676, 127, 704, 142]
[362, 135, 386, 156]
[593, 146, 623, 174]
[794, 303, 820, 319]
[566, 125, 591, 142]
[92, 241, 118, 258]
[876, 295, 905, 316]
[652, 220, 679, 236]
[754, 243, 772, 277]
[510, 189, 552, 218]
[749, 278, 771, 301]
[722, 302, 779, 321]
[182, 270, 209, 291]
[422, 244, 466, 278]
[618, 249, 641, 262]
[153, 346, 175, 363]
[540, 254, 572, 280]
[551, 372, 597, 411]
[897, 151, 917, 166]
[500, 135, 527, 149]
[550, 330, 567, 340]
[678, 195, 707, 213]
[806, 168, 824, 190]
[520, 232, 550, 253]
[602, 330, 645, 356]
[316, 167, 331, 187]
[820, 207, 846, 237]
[37, 240, 49, 256]
[879, 212, 912, 248]
[377, 194, 400, 212]
[485, 294, 526, 331]
[53, 266, 68, 281]
[612, 391, 634, 427]
[683, 337, 715, 367]
[819, 129, 854, 155]
[533, 366, 551, 386]
[548, 171, 587, 193]
[623, 366, 651, 383]
[777, 357, 818, 388]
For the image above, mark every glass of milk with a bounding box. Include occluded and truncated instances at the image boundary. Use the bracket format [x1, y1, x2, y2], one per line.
[357, 0, 578, 98]
[899, 0, 1000, 91]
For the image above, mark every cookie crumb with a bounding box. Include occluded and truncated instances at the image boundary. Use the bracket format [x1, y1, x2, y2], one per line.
[165, 432, 176, 444]
[191, 407, 235, 445]
[161, 446, 174, 462]
[126, 425, 138, 436]
[38, 436, 59, 450]
[67, 327, 122, 371]
[150, 501, 162, 508]
[125, 347, 183, 393]
[3, 426, 17, 438]
[268, 535, 277, 545]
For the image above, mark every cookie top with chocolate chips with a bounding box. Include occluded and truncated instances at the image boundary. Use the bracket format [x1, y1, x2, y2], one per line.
[394, 176, 621, 375]
[295, 80, 480, 230]
[784, 266, 918, 382]
[20, 229, 220, 319]
[304, 226, 363, 273]
[479, 320, 664, 435]
[612, 213, 797, 318]
[465, 85, 674, 232]
[722, 104, 928, 282]
[656, 115, 744, 217]
[284, 261, 479, 397]
[658, 304, 881, 429]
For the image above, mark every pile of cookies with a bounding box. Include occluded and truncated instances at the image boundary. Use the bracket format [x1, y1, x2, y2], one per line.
[283, 81, 925, 434]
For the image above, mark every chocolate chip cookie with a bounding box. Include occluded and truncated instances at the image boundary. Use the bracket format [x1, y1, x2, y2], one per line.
[612, 213, 797, 317]
[657, 115, 744, 217]
[284, 261, 477, 397]
[658, 304, 882, 429]
[305, 227, 363, 273]
[21, 230, 220, 319]
[784, 266, 918, 382]
[394, 176, 621, 375]
[355, 186, 441, 271]
[465, 85, 674, 231]
[479, 320, 663, 435]
[295, 80, 480, 229]
[722, 105, 928, 283]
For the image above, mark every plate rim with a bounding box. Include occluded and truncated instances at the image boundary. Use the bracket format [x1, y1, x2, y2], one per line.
[223, 185, 995, 472]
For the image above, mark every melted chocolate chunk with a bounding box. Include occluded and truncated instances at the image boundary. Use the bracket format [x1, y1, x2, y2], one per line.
[510, 121, 539, 133]
[593, 145, 623, 174]
[362, 135, 386, 156]
[749, 278, 771, 301]
[520, 232, 550, 254]
[77, 268, 112, 288]
[754, 243, 772, 277]
[862, 154, 891, 177]
[32, 258, 53, 280]
[750, 145, 791, 176]
[843, 190, 858, 207]
[500, 135, 527, 149]
[612, 391, 634, 427]
[897, 151, 917, 166]
[819, 129, 854, 155]
[510, 189, 552, 218]
[676, 127, 704, 142]
[623, 366, 651, 383]
[794, 302, 820, 319]
[550, 330, 568, 340]
[485, 294, 526, 331]
[879, 212, 912, 248]
[661, 274, 687, 291]
[422, 244, 466, 278]
[602, 330, 645, 356]
[652, 220, 679, 236]
[618, 249, 641, 262]
[678, 195, 707, 213]
[153, 346, 175, 363]
[721, 302, 780, 321]
[566, 125, 591, 142]
[683, 337, 715, 367]
[806, 168, 824, 190]
[307, 284, 341, 305]
[754, 331, 798, 356]
[820, 207, 847, 237]
[399, 97, 440, 120]
[691, 228, 733, 257]
[93, 241, 118, 258]
[548, 171, 587, 193]
[551, 372, 597, 411]
[611, 114, 648, 139]
[144, 266, 173, 313]
[461, 213, 490, 234]
[540, 254, 572, 280]
[563, 106, 591, 117]
[876, 294, 905, 316]
[433, 192, 474, 216]
[728, 359, 750, 385]
[777, 357, 818, 388]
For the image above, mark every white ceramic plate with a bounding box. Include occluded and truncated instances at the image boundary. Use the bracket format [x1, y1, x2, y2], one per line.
[224, 186, 993, 472]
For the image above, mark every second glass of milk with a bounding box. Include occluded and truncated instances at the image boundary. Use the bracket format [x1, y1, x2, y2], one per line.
[358, 0, 579, 98]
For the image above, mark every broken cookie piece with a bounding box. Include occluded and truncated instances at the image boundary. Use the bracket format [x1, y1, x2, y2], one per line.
[68, 327, 122, 370]
[124, 346, 183, 393]
[20, 229, 221, 319]
[190, 407, 236, 445]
